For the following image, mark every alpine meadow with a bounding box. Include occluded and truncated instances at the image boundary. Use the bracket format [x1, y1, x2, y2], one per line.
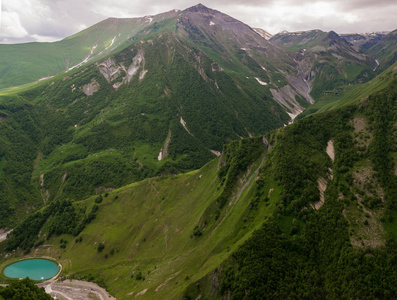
[1, 3, 397, 299]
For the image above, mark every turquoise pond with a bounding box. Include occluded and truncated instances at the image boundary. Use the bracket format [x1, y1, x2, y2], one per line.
[3, 259, 59, 280]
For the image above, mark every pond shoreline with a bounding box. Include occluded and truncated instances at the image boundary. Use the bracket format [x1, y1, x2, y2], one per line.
[3, 258, 59, 281]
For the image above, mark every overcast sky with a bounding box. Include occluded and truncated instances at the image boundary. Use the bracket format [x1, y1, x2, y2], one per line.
[0, 0, 396, 43]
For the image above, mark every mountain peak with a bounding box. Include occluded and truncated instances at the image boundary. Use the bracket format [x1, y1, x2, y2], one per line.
[323, 30, 347, 46]
[186, 3, 209, 10]
[184, 3, 217, 14]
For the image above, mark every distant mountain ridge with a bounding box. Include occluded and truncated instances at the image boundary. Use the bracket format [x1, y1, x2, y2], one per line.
[270, 29, 378, 98]
[340, 32, 389, 52]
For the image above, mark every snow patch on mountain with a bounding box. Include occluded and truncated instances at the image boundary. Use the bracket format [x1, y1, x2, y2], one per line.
[253, 28, 273, 40]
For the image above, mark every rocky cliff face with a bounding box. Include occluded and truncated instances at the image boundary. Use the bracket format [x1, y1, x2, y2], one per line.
[270, 30, 377, 98]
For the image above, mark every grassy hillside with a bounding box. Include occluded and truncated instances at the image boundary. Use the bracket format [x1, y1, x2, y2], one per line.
[3, 73, 397, 299]
[367, 30, 397, 73]
[298, 61, 397, 118]
[1, 69, 397, 299]
[270, 30, 377, 99]
[0, 11, 179, 89]
[185, 72, 397, 299]
[1, 5, 397, 299]
[2, 137, 274, 299]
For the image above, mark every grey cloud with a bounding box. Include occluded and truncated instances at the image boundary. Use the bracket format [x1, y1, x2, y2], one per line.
[0, 0, 396, 44]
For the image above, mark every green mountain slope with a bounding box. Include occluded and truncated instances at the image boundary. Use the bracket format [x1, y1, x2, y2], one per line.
[0, 4, 317, 226]
[1, 5, 397, 299]
[270, 30, 377, 99]
[177, 4, 315, 118]
[299, 61, 397, 118]
[0, 10, 179, 89]
[366, 30, 397, 73]
[3, 71, 397, 299]
[341, 32, 387, 52]
[3, 137, 274, 299]
[185, 67, 397, 300]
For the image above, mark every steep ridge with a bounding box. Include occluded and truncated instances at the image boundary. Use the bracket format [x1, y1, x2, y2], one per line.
[366, 29, 397, 73]
[253, 28, 273, 40]
[177, 4, 314, 117]
[184, 64, 397, 300]
[270, 30, 377, 99]
[341, 32, 388, 52]
[0, 10, 180, 89]
[299, 61, 397, 118]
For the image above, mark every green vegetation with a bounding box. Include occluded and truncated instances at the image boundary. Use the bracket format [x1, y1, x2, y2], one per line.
[1, 5, 397, 300]
[0, 278, 51, 299]
[299, 62, 397, 118]
[6, 144, 274, 299]
[185, 72, 397, 300]
[270, 30, 377, 100]
[0, 14, 181, 89]
[0, 20, 292, 226]
[6, 199, 99, 252]
[367, 30, 397, 73]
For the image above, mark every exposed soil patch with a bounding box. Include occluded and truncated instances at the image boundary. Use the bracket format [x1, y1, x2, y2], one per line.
[155, 275, 176, 292]
[352, 117, 366, 132]
[97, 58, 125, 84]
[351, 117, 373, 154]
[311, 177, 327, 210]
[352, 164, 384, 202]
[41, 279, 115, 300]
[158, 130, 172, 161]
[0, 228, 12, 242]
[326, 140, 335, 162]
[210, 150, 221, 156]
[270, 86, 304, 122]
[345, 198, 386, 248]
[344, 163, 386, 248]
[82, 78, 100, 96]
[135, 288, 148, 297]
[180, 117, 193, 135]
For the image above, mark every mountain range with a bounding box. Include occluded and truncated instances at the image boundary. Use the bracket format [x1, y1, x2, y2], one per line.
[1, 3, 397, 299]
